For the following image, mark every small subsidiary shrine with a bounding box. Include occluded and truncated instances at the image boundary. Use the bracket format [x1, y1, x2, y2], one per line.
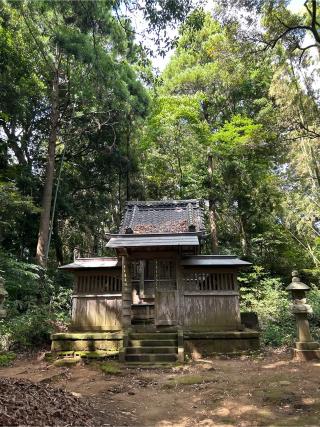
[52, 200, 259, 362]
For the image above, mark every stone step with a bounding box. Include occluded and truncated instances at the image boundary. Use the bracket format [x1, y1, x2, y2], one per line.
[129, 332, 177, 340]
[129, 339, 177, 347]
[126, 346, 177, 355]
[125, 353, 178, 363]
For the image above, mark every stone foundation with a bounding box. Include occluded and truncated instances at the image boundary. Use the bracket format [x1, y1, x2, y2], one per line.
[51, 332, 123, 356]
[184, 330, 260, 360]
[51, 329, 259, 361]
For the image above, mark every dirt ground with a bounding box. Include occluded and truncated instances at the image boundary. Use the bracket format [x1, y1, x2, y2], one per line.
[1, 350, 320, 427]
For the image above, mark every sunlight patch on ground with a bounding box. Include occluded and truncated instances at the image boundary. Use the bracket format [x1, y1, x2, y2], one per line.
[262, 360, 291, 369]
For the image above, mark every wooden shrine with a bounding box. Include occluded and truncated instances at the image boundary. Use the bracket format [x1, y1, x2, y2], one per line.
[52, 200, 259, 361]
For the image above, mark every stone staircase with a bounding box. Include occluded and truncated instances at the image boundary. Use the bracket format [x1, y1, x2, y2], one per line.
[122, 331, 181, 363]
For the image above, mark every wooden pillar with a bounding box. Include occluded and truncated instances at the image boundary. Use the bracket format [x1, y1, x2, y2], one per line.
[139, 260, 145, 299]
[121, 255, 132, 328]
[176, 259, 184, 327]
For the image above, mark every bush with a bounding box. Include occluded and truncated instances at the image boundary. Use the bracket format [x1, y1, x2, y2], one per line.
[0, 251, 72, 351]
[308, 286, 320, 342]
[1, 310, 52, 350]
[0, 352, 16, 367]
[239, 266, 296, 347]
[100, 361, 122, 375]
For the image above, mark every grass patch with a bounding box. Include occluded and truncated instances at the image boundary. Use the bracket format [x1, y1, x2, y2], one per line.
[263, 389, 296, 405]
[100, 361, 122, 375]
[0, 352, 16, 367]
[44, 352, 56, 363]
[163, 374, 215, 388]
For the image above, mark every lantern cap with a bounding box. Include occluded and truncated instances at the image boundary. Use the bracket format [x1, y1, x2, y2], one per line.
[286, 270, 310, 291]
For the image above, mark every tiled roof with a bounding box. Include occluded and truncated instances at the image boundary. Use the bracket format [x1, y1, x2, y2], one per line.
[118, 200, 205, 235]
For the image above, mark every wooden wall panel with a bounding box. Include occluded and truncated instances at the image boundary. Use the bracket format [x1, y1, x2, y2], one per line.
[183, 295, 241, 330]
[155, 291, 178, 325]
[71, 296, 122, 331]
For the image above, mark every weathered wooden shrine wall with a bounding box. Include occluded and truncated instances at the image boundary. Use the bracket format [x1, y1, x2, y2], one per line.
[181, 267, 241, 330]
[71, 269, 122, 331]
[69, 262, 242, 331]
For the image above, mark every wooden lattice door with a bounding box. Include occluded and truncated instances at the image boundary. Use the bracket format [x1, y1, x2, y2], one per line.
[155, 260, 178, 326]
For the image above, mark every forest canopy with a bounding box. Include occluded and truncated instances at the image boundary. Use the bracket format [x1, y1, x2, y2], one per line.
[0, 0, 319, 350]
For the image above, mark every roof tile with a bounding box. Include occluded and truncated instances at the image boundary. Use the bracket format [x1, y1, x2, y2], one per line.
[119, 200, 205, 235]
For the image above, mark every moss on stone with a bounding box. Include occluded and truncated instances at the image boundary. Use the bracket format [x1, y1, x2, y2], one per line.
[52, 339, 121, 352]
[51, 332, 123, 340]
[52, 350, 119, 359]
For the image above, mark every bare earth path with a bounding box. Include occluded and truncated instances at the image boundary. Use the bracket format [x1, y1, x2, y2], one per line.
[1, 350, 320, 426]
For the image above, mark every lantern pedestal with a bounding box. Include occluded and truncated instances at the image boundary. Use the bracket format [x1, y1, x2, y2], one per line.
[287, 271, 320, 361]
[293, 345, 320, 361]
[293, 313, 320, 360]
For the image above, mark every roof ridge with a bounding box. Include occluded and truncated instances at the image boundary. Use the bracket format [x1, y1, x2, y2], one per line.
[126, 199, 201, 206]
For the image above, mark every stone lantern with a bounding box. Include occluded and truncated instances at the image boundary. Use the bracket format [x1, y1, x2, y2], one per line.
[0, 274, 8, 319]
[286, 271, 320, 360]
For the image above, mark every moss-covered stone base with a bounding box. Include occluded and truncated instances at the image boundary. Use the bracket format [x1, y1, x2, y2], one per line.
[184, 329, 260, 359]
[51, 331, 123, 354]
[51, 329, 260, 362]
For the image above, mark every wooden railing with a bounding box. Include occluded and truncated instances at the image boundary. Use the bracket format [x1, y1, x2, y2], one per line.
[183, 271, 236, 292]
[75, 272, 122, 294]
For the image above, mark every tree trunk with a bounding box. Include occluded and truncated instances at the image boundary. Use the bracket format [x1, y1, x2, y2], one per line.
[53, 215, 64, 266]
[208, 199, 218, 254]
[207, 153, 218, 253]
[239, 214, 251, 257]
[126, 124, 131, 201]
[310, 144, 320, 190]
[35, 67, 59, 266]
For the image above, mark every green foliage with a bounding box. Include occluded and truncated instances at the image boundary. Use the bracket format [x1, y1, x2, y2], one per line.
[308, 286, 320, 342]
[240, 266, 320, 346]
[0, 251, 72, 350]
[239, 266, 295, 346]
[0, 309, 50, 350]
[0, 0, 319, 352]
[140, 12, 282, 259]
[100, 361, 122, 375]
[0, 351, 16, 367]
[138, 93, 211, 199]
[0, 250, 46, 314]
[0, 0, 150, 262]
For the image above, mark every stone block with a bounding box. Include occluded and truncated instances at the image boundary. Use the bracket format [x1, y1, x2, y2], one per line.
[293, 348, 320, 361]
[184, 337, 260, 359]
[295, 341, 319, 351]
[51, 339, 121, 352]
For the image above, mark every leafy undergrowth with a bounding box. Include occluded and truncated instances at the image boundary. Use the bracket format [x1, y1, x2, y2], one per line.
[100, 361, 122, 375]
[0, 352, 16, 367]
